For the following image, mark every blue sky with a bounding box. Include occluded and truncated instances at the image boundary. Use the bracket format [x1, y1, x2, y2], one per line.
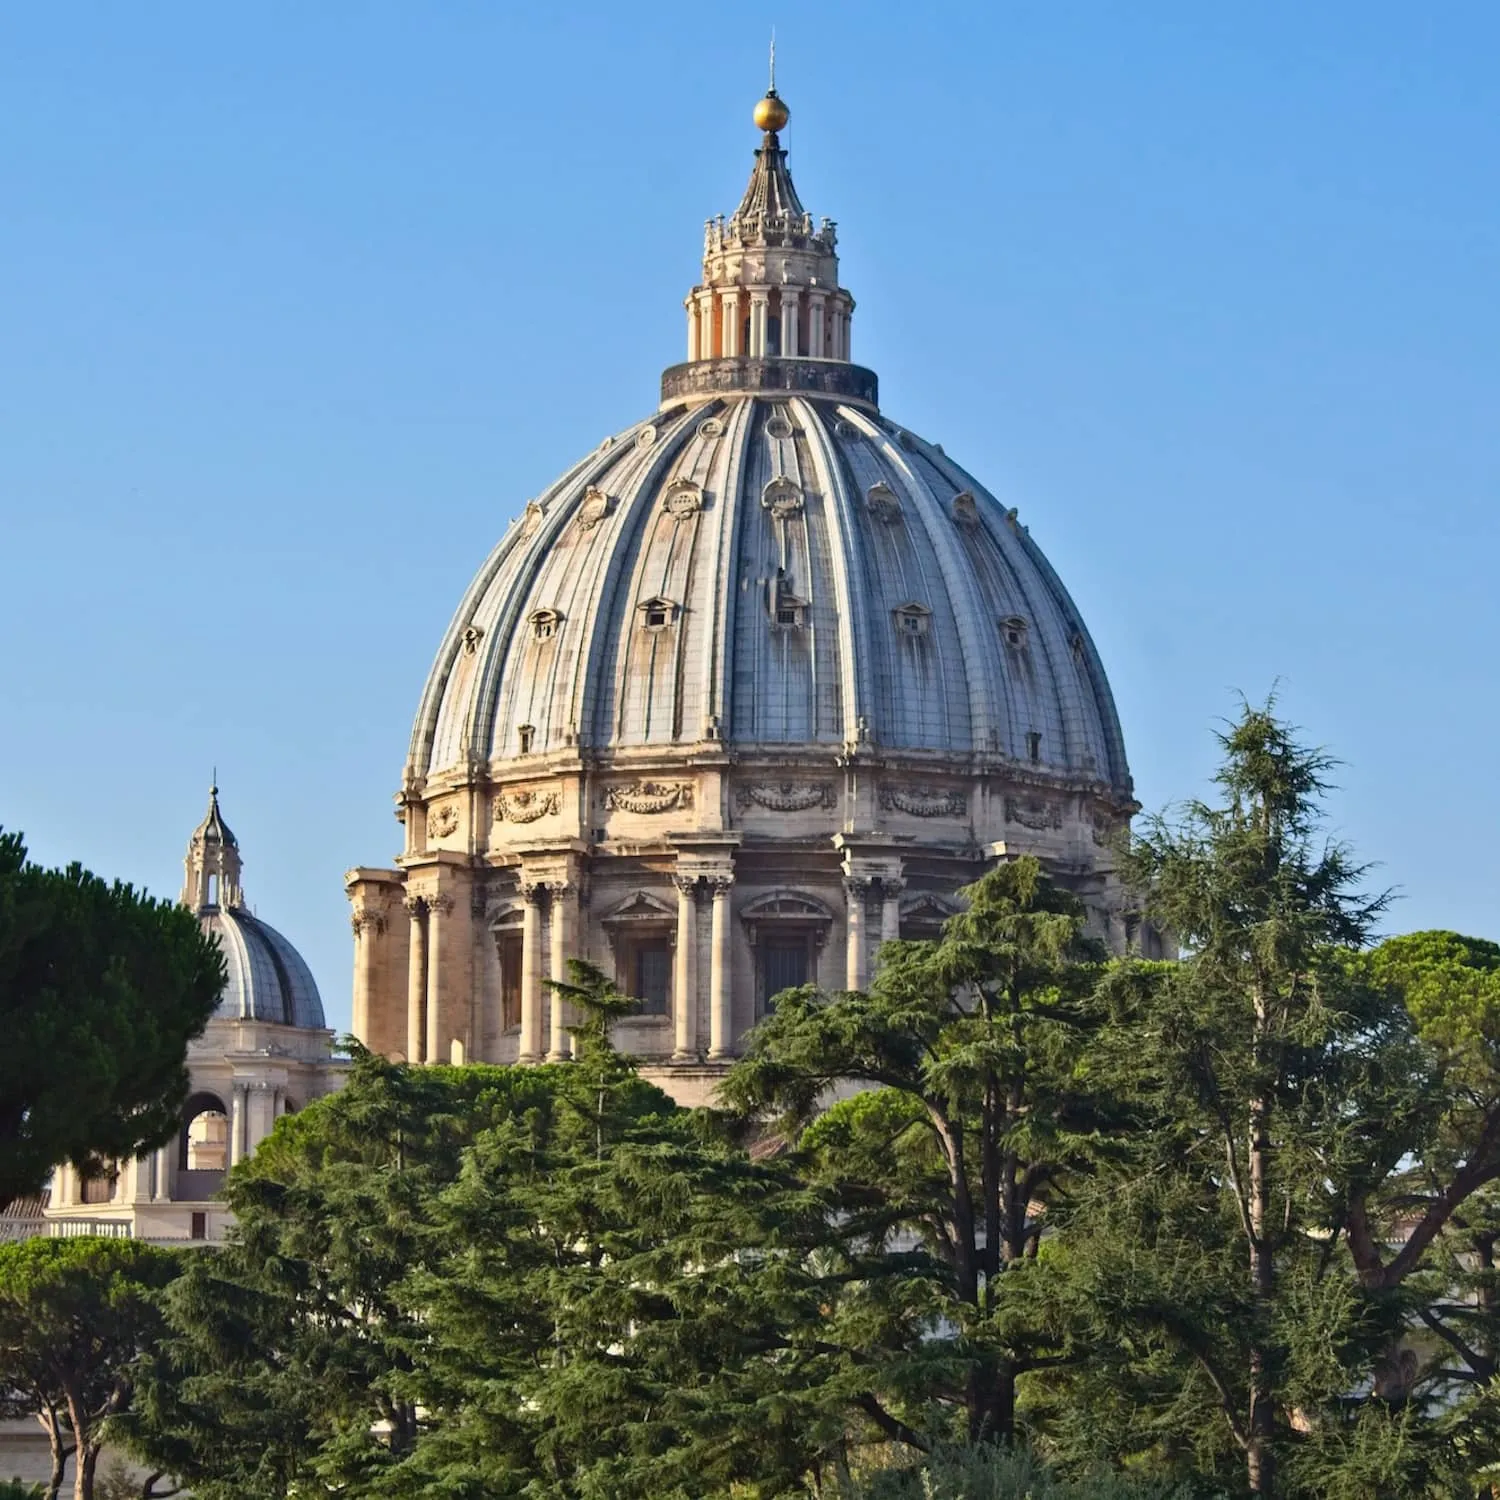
[3, 3, 1496, 1031]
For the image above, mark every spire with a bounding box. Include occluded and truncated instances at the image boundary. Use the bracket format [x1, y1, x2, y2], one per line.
[182, 782, 244, 912]
[668, 70, 869, 401]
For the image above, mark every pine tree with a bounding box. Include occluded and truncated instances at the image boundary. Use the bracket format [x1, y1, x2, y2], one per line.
[719, 856, 1112, 1453]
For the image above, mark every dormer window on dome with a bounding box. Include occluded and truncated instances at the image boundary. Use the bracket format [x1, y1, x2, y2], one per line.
[770, 571, 808, 630]
[894, 602, 932, 638]
[529, 608, 562, 641]
[639, 597, 679, 631]
[1001, 615, 1029, 649]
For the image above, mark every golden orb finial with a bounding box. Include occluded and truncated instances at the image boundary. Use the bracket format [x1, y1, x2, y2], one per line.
[754, 90, 789, 133]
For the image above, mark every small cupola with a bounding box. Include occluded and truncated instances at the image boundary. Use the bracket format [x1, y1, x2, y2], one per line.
[181, 782, 244, 912]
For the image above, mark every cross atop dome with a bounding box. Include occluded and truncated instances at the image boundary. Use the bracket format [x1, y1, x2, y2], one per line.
[668, 73, 871, 404]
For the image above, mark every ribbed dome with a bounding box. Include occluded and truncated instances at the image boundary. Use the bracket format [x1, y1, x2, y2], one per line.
[410, 397, 1129, 794]
[199, 906, 326, 1030]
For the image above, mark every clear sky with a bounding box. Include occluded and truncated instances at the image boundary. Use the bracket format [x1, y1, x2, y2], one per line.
[3, 3, 1496, 1032]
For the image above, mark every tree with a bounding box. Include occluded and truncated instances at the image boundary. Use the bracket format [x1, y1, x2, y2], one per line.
[386, 960, 843, 1499]
[0, 830, 225, 1212]
[719, 856, 1111, 1454]
[1040, 704, 1500, 1498]
[0, 1238, 180, 1500]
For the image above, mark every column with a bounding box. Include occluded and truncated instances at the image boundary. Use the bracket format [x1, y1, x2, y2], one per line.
[405, 896, 427, 1064]
[722, 290, 741, 357]
[673, 875, 699, 1059]
[686, 298, 700, 361]
[425, 893, 453, 1066]
[547, 881, 578, 1061]
[708, 876, 734, 1060]
[228, 1085, 247, 1166]
[831, 305, 846, 361]
[699, 290, 717, 357]
[844, 878, 873, 991]
[520, 883, 544, 1062]
[880, 877, 904, 945]
[154, 1144, 173, 1202]
[748, 289, 769, 356]
[807, 292, 826, 358]
[782, 291, 800, 360]
[350, 908, 384, 1045]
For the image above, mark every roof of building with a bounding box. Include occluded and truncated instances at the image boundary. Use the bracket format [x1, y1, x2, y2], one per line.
[199, 905, 327, 1030]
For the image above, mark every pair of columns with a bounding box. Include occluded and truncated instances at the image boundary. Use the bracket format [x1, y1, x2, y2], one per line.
[517, 879, 580, 1062]
[672, 874, 735, 1062]
[843, 876, 904, 991]
[405, 892, 457, 1065]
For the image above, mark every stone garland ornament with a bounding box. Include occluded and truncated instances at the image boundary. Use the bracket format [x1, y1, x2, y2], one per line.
[493, 788, 561, 824]
[866, 481, 902, 524]
[1005, 795, 1063, 832]
[878, 785, 967, 818]
[663, 479, 704, 517]
[761, 476, 805, 519]
[576, 487, 613, 532]
[428, 804, 459, 838]
[636, 424, 658, 450]
[602, 781, 694, 815]
[736, 781, 837, 813]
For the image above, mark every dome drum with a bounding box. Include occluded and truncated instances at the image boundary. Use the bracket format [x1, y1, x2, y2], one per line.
[660, 356, 878, 407]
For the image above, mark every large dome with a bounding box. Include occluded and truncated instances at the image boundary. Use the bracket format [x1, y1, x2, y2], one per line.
[347, 84, 1139, 1103]
[410, 396, 1128, 790]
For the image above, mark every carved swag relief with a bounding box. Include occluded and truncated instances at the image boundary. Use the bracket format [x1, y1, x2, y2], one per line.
[428, 803, 459, 838]
[736, 781, 836, 813]
[602, 781, 694, 815]
[878, 785, 967, 818]
[493, 788, 561, 824]
[1005, 795, 1064, 832]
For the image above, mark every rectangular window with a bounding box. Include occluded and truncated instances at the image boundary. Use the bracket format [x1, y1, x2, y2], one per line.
[634, 940, 672, 1016]
[499, 933, 523, 1030]
[761, 937, 809, 1010]
[190, 1212, 207, 1241]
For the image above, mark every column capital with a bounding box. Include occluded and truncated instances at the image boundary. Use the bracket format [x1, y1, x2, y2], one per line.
[402, 893, 426, 917]
[708, 873, 735, 896]
[672, 873, 701, 898]
[350, 911, 387, 938]
[843, 876, 877, 898]
[427, 892, 455, 917]
[520, 879, 546, 903]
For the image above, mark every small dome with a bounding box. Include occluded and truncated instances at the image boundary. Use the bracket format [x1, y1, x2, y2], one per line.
[192, 784, 237, 849]
[200, 906, 326, 1030]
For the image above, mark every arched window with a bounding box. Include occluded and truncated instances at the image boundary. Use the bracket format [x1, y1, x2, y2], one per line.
[741, 891, 833, 1015]
[178, 1092, 231, 1173]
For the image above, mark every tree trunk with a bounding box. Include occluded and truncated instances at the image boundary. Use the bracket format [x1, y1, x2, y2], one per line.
[74, 1441, 100, 1500]
[1247, 1088, 1275, 1495]
[37, 1401, 71, 1500]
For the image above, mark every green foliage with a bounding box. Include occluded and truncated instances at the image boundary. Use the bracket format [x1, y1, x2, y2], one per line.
[0, 1237, 181, 1500]
[0, 1483, 45, 1500]
[834, 1443, 1206, 1499]
[722, 857, 1111, 1452]
[0, 828, 224, 1211]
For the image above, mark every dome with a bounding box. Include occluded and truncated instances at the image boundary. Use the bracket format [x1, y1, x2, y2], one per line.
[347, 82, 1139, 1101]
[199, 906, 327, 1030]
[411, 399, 1128, 789]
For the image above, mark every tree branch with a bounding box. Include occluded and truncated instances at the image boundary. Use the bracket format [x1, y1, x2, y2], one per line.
[855, 1392, 932, 1453]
